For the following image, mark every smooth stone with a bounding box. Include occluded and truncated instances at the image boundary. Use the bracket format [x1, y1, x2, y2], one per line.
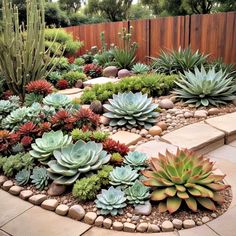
[159, 99, 174, 109]
[161, 220, 174, 232]
[184, 111, 194, 118]
[110, 131, 142, 146]
[148, 126, 162, 136]
[134, 201, 152, 216]
[137, 222, 148, 232]
[233, 99, 236, 106]
[2, 180, 14, 191]
[172, 219, 183, 229]
[118, 69, 131, 79]
[84, 212, 97, 225]
[202, 216, 210, 223]
[83, 77, 119, 87]
[94, 216, 104, 226]
[123, 222, 136, 232]
[100, 116, 110, 125]
[55, 204, 69, 216]
[183, 219, 196, 229]
[68, 205, 85, 221]
[41, 199, 59, 211]
[57, 88, 81, 95]
[103, 218, 112, 229]
[29, 194, 47, 205]
[19, 190, 33, 200]
[194, 110, 208, 118]
[112, 221, 123, 231]
[157, 121, 168, 130]
[9, 186, 24, 195]
[147, 224, 160, 233]
[103, 66, 118, 77]
[208, 108, 220, 115]
[140, 129, 148, 136]
[47, 181, 66, 196]
[0, 175, 8, 186]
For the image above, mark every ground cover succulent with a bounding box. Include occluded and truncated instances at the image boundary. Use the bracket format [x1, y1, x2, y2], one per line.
[142, 149, 229, 213]
[124, 151, 148, 170]
[30, 167, 49, 190]
[30, 130, 72, 163]
[47, 140, 110, 185]
[174, 66, 236, 107]
[104, 92, 159, 129]
[15, 169, 31, 186]
[43, 94, 71, 109]
[95, 186, 127, 215]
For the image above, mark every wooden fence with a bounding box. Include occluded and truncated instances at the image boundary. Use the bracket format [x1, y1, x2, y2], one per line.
[64, 12, 236, 64]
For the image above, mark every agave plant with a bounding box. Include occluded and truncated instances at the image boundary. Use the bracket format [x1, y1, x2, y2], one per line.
[43, 94, 71, 109]
[109, 165, 139, 187]
[30, 167, 49, 190]
[47, 140, 110, 185]
[132, 63, 150, 74]
[30, 130, 72, 163]
[124, 151, 148, 170]
[125, 180, 150, 205]
[142, 149, 229, 214]
[15, 169, 31, 186]
[104, 92, 159, 129]
[174, 66, 236, 107]
[95, 186, 127, 215]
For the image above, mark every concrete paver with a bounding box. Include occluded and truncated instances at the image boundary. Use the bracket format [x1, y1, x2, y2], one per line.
[178, 225, 219, 236]
[0, 230, 10, 236]
[229, 140, 236, 147]
[110, 131, 142, 146]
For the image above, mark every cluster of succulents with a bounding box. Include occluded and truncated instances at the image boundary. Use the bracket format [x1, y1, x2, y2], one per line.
[102, 138, 129, 156]
[71, 129, 109, 142]
[104, 92, 159, 129]
[47, 140, 110, 185]
[124, 151, 148, 170]
[83, 63, 103, 78]
[142, 149, 229, 213]
[43, 94, 71, 109]
[0, 96, 20, 120]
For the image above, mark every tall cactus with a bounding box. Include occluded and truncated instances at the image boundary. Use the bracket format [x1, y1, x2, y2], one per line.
[0, 0, 59, 100]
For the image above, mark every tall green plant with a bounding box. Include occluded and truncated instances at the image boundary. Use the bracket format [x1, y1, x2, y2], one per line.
[0, 0, 59, 99]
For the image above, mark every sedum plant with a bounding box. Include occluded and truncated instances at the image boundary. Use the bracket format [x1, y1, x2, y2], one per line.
[125, 180, 150, 205]
[104, 92, 159, 129]
[30, 130, 72, 164]
[109, 165, 139, 187]
[174, 66, 236, 107]
[132, 63, 150, 74]
[95, 186, 127, 216]
[47, 140, 110, 185]
[15, 169, 31, 186]
[43, 94, 71, 109]
[124, 151, 148, 170]
[30, 167, 49, 190]
[142, 149, 229, 214]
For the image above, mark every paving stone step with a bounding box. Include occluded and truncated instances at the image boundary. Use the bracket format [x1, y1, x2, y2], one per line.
[110, 131, 142, 146]
[83, 77, 119, 87]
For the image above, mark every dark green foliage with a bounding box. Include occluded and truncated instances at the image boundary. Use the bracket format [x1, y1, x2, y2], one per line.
[80, 73, 178, 104]
[47, 71, 62, 85]
[71, 129, 109, 142]
[0, 153, 33, 177]
[63, 71, 87, 86]
[50, 57, 70, 71]
[24, 93, 44, 107]
[72, 165, 113, 201]
[30, 167, 49, 191]
[15, 169, 31, 186]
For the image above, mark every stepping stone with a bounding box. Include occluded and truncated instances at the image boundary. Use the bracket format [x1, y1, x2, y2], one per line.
[178, 224, 219, 236]
[66, 92, 83, 100]
[205, 112, 236, 143]
[161, 122, 225, 154]
[135, 140, 178, 158]
[110, 131, 142, 146]
[229, 140, 236, 147]
[57, 88, 82, 95]
[83, 77, 119, 87]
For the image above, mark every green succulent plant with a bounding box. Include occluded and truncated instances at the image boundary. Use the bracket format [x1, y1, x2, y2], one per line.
[43, 94, 71, 109]
[132, 63, 150, 74]
[15, 169, 31, 186]
[47, 71, 62, 84]
[109, 165, 139, 187]
[104, 92, 159, 129]
[124, 151, 148, 170]
[174, 66, 236, 107]
[95, 186, 127, 215]
[125, 180, 150, 205]
[30, 167, 49, 190]
[142, 149, 229, 214]
[25, 93, 44, 106]
[30, 130, 72, 163]
[47, 140, 110, 185]
[0, 96, 20, 119]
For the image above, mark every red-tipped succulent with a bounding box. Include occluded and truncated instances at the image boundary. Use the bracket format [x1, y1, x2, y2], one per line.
[56, 79, 69, 90]
[102, 138, 129, 156]
[0, 130, 20, 153]
[18, 122, 38, 136]
[21, 136, 33, 147]
[83, 64, 102, 78]
[26, 80, 53, 95]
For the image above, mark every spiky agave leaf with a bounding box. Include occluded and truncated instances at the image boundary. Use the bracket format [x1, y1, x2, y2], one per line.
[142, 149, 229, 213]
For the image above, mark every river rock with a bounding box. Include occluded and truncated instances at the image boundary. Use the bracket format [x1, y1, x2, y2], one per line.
[47, 181, 66, 196]
[148, 126, 162, 136]
[159, 99, 174, 109]
[68, 205, 85, 221]
[194, 110, 208, 118]
[103, 66, 118, 77]
[183, 219, 196, 229]
[161, 220, 174, 232]
[134, 201, 152, 215]
[118, 69, 131, 79]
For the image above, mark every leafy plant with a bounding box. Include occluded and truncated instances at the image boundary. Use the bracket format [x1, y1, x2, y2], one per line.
[30, 167, 49, 190]
[50, 57, 70, 71]
[83, 64, 103, 78]
[0, 130, 20, 154]
[110, 153, 124, 166]
[132, 63, 150, 74]
[142, 149, 229, 213]
[0, 96, 20, 119]
[103, 138, 129, 155]
[47, 140, 110, 185]
[15, 169, 31, 186]
[125, 180, 150, 205]
[124, 151, 148, 170]
[43, 94, 71, 109]
[95, 186, 127, 216]
[30, 130, 72, 163]
[74, 57, 85, 66]
[47, 71, 62, 85]
[71, 129, 109, 142]
[109, 165, 139, 187]
[26, 80, 53, 96]
[63, 71, 87, 86]
[25, 93, 44, 106]
[174, 66, 236, 107]
[104, 92, 159, 129]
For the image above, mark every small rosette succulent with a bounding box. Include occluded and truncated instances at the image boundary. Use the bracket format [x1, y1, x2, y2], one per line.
[103, 92, 159, 129]
[15, 169, 31, 186]
[142, 149, 229, 214]
[30, 167, 49, 190]
[109, 165, 139, 187]
[125, 180, 150, 205]
[124, 151, 148, 170]
[95, 186, 127, 215]
[43, 94, 71, 109]
[47, 140, 110, 185]
[30, 130, 72, 163]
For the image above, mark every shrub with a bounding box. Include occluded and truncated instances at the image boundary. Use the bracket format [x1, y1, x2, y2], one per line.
[63, 71, 87, 86]
[142, 149, 229, 213]
[74, 57, 85, 66]
[80, 73, 178, 104]
[50, 57, 70, 71]
[83, 64, 103, 78]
